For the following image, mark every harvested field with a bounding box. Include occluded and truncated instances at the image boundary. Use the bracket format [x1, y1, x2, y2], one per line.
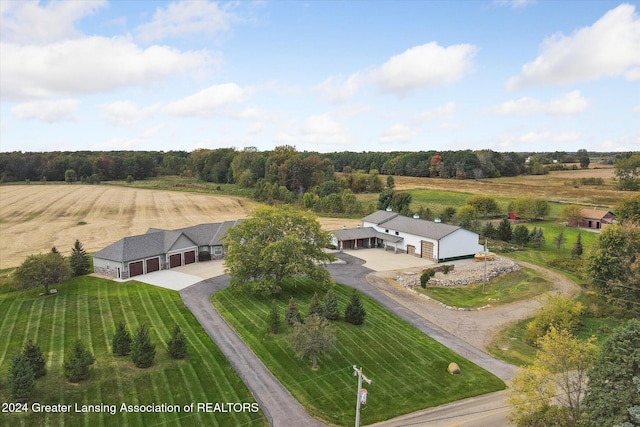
[0, 185, 359, 269]
[0, 185, 261, 269]
[385, 166, 620, 206]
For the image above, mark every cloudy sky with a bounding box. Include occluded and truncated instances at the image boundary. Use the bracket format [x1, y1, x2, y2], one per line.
[1, 0, 639, 153]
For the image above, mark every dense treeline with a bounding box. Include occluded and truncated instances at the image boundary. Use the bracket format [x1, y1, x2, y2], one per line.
[0, 147, 620, 185]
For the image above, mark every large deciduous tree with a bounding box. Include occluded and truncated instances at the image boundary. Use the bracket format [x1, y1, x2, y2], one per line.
[223, 206, 334, 296]
[614, 153, 640, 191]
[616, 193, 640, 223]
[289, 314, 336, 370]
[13, 252, 71, 295]
[587, 223, 640, 312]
[583, 320, 640, 426]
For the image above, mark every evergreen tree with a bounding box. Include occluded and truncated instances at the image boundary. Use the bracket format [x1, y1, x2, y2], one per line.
[69, 239, 90, 276]
[553, 231, 567, 250]
[269, 300, 282, 334]
[63, 340, 95, 382]
[131, 324, 156, 368]
[9, 352, 35, 402]
[22, 340, 46, 378]
[307, 292, 323, 318]
[482, 222, 497, 239]
[289, 314, 336, 370]
[497, 218, 513, 241]
[112, 321, 132, 356]
[344, 290, 366, 325]
[572, 233, 584, 257]
[530, 227, 546, 248]
[323, 289, 340, 321]
[513, 225, 530, 248]
[167, 324, 187, 359]
[285, 297, 301, 326]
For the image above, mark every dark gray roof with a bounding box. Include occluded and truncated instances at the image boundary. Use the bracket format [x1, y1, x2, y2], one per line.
[332, 227, 403, 243]
[362, 210, 399, 225]
[94, 231, 172, 263]
[96, 221, 240, 263]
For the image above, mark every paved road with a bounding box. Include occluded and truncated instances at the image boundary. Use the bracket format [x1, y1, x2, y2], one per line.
[326, 252, 516, 383]
[179, 276, 325, 427]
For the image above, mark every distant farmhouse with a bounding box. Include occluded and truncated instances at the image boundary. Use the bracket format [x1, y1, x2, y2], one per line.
[93, 221, 241, 279]
[574, 209, 616, 230]
[332, 210, 484, 263]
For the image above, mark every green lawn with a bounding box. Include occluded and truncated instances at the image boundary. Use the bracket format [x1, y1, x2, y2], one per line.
[417, 268, 552, 308]
[0, 276, 266, 427]
[211, 279, 505, 426]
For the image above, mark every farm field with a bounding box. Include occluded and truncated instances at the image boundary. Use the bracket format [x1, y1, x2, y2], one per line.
[0, 184, 360, 269]
[0, 275, 266, 426]
[211, 278, 505, 426]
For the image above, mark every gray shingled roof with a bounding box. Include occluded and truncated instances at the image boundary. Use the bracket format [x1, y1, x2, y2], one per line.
[381, 214, 460, 240]
[332, 227, 403, 243]
[94, 231, 170, 263]
[362, 210, 399, 225]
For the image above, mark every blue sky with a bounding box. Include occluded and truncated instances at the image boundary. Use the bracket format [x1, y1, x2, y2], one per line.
[1, 0, 638, 153]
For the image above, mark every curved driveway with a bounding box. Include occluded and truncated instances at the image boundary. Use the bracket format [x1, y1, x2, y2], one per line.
[180, 253, 515, 427]
[180, 275, 325, 427]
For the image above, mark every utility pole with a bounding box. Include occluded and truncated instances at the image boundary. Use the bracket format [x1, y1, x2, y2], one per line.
[352, 365, 372, 427]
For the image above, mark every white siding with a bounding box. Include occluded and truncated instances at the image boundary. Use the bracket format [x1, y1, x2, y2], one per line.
[439, 229, 484, 260]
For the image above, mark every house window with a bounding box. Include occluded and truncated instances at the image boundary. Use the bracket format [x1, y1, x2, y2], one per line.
[213, 246, 223, 256]
[395, 231, 399, 236]
[385, 229, 389, 233]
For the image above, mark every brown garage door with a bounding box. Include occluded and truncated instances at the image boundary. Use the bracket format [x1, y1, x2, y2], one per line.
[184, 250, 196, 265]
[407, 245, 415, 256]
[169, 253, 182, 268]
[421, 240, 434, 261]
[146, 257, 160, 273]
[129, 261, 144, 277]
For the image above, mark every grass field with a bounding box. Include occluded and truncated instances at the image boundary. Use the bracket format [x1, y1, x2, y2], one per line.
[417, 268, 552, 308]
[211, 279, 505, 426]
[0, 276, 266, 427]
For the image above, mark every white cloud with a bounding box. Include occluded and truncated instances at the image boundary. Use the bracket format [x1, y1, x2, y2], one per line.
[489, 90, 589, 115]
[299, 114, 354, 145]
[414, 102, 457, 122]
[378, 123, 420, 144]
[0, 0, 107, 44]
[493, 0, 536, 9]
[163, 83, 254, 117]
[99, 101, 160, 126]
[136, 1, 237, 43]
[632, 105, 640, 113]
[496, 129, 582, 148]
[1, 37, 213, 100]
[507, 4, 640, 89]
[11, 99, 79, 122]
[372, 42, 477, 96]
[317, 42, 476, 101]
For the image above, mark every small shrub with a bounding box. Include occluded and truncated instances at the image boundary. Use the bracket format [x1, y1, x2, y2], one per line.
[64, 340, 95, 382]
[285, 297, 301, 326]
[442, 265, 452, 275]
[323, 289, 340, 321]
[344, 291, 366, 325]
[167, 324, 188, 359]
[420, 269, 435, 288]
[126, 175, 135, 183]
[131, 324, 156, 368]
[112, 321, 132, 356]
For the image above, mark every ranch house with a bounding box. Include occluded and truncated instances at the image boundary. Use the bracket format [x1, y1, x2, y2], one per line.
[332, 210, 484, 263]
[577, 209, 616, 230]
[93, 220, 240, 279]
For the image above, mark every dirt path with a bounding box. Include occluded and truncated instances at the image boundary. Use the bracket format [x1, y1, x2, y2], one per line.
[366, 259, 582, 351]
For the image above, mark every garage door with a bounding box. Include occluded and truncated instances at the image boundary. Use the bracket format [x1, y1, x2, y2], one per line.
[129, 261, 144, 277]
[146, 257, 160, 273]
[421, 241, 434, 261]
[184, 250, 196, 265]
[407, 245, 415, 256]
[169, 253, 182, 268]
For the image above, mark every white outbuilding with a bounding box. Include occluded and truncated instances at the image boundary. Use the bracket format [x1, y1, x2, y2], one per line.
[332, 210, 484, 263]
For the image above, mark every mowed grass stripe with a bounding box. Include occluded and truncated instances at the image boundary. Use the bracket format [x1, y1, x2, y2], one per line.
[0, 298, 23, 365]
[0, 277, 266, 427]
[212, 279, 505, 425]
